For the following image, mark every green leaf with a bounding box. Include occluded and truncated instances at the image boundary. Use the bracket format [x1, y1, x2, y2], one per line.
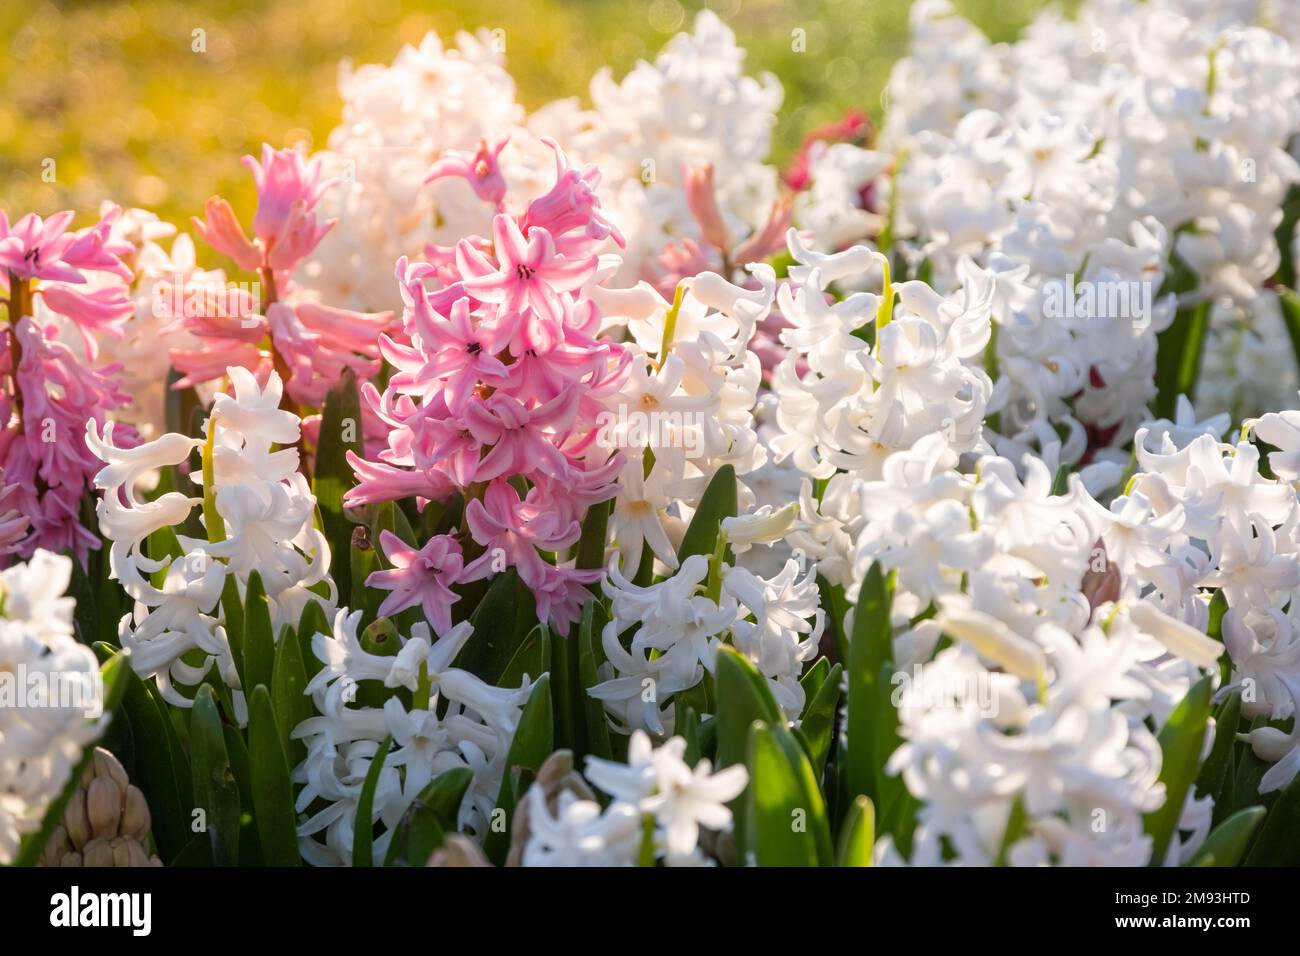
[352, 736, 393, 867]
[117, 665, 188, 862]
[871, 660, 917, 855]
[1206, 590, 1229, 641]
[1153, 301, 1211, 419]
[714, 645, 783, 771]
[1190, 806, 1265, 867]
[1278, 288, 1300, 387]
[222, 723, 260, 866]
[994, 796, 1027, 867]
[1231, 719, 1274, 813]
[384, 801, 445, 867]
[551, 622, 581, 755]
[13, 650, 130, 867]
[297, 599, 330, 685]
[1244, 770, 1300, 866]
[578, 599, 614, 762]
[576, 498, 610, 577]
[220, 574, 247, 693]
[818, 576, 850, 664]
[1144, 675, 1213, 862]
[169, 834, 214, 867]
[451, 569, 538, 685]
[499, 624, 550, 690]
[1198, 689, 1240, 825]
[243, 571, 275, 698]
[483, 675, 553, 865]
[1049, 463, 1070, 497]
[799, 657, 831, 704]
[65, 546, 99, 646]
[147, 679, 194, 812]
[506, 674, 556, 776]
[745, 720, 832, 866]
[1274, 185, 1300, 289]
[421, 767, 475, 832]
[680, 705, 702, 767]
[370, 499, 417, 549]
[714, 649, 790, 865]
[313, 366, 363, 601]
[636, 813, 657, 867]
[846, 562, 892, 802]
[189, 685, 241, 866]
[676, 464, 737, 562]
[350, 527, 382, 625]
[247, 686, 301, 866]
[798, 662, 842, 778]
[272, 622, 311, 769]
[836, 795, 875, 867]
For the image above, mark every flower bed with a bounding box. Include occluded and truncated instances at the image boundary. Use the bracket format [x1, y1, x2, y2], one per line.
[3, 0, 1300, 869]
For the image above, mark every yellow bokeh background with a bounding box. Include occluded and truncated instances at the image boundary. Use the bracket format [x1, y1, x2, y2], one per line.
[0, 0, 1051, 237]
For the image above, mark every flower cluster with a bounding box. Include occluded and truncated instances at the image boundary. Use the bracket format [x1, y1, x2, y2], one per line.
[9, 2, 1300, 872]
[871, 0, 1300, 453]
[592, 550, 822, 732]
[178, 145, 395, 454]
[292, 610, 531, 865]
[0, 207, 135, 564]
[88, 367, 331, 714]
[521, 731, 747, 866]
[0, 550, 104, 863]
[344, 140, 629, 637]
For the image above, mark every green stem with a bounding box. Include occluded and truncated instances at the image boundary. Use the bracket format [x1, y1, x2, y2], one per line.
[657, 281, 690, 369]
[202, 414, 226, 543]
[875, 256, 893, 341]
[415, 661, 433, 710]
[705, 528, 728, 604]
[637, 813, 657, 866]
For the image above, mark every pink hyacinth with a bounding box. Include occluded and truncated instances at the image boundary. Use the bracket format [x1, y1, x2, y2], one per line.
[367, 530, 464, 635]
[519, 140, 624, 252]
[0, 474, 30, 558]
[383, 278, 515, 413]
[191, 144, 337, 282]
[425, 135, 510, 208]
[181, 146, 394, 453]
[684, 164, 731, 252]
[242, 143, 336, 269]
[0, 207, 136, 566]
[0, 208, 135, 357]
[346, 139, 630, 635]
[461, 213, 598, 330]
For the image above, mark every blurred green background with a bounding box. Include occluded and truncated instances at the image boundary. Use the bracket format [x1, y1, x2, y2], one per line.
[0, 0, 1053, 232]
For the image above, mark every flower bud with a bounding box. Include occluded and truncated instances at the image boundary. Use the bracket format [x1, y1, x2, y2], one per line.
[65, 789, 91, 850]
[82, 838, 115, 868]
[87, 777, 124, 839]
[92, 748, 130, 792]
[122, 786, 152, 841]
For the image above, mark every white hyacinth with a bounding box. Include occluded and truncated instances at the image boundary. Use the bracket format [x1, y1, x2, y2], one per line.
[0, 551, 105, 864]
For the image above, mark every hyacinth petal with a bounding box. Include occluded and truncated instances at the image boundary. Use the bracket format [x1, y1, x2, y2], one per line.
[1127, 602, 1224, 669]
[192, 197, 262, 272]
[935, 607, 1046, 681]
